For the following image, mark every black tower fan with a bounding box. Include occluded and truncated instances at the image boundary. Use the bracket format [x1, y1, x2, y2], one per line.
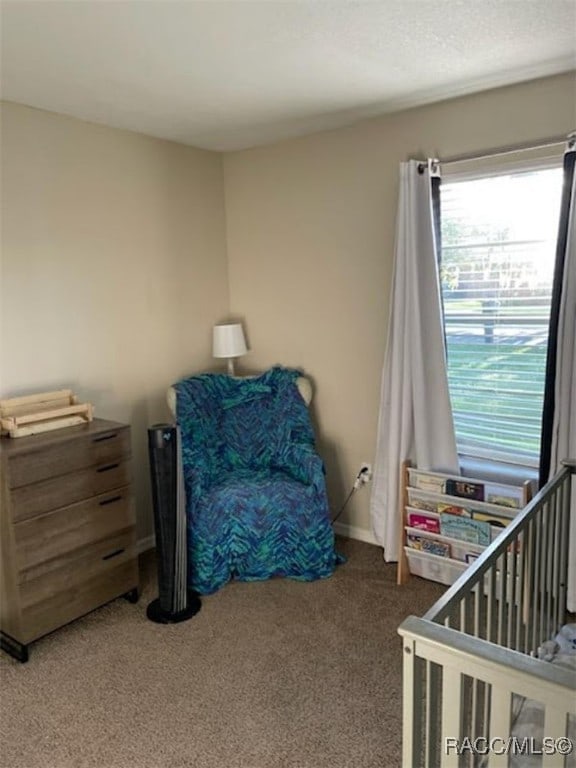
[147, 424, 201, 623]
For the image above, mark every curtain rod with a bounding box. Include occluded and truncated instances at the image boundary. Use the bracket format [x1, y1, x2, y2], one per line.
[439, 133, 574, 166]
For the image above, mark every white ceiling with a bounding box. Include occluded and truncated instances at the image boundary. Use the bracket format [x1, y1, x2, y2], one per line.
[1, 1, 575, 151]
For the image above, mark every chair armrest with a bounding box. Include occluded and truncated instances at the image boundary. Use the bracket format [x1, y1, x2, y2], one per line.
[167, 386, 177, 417]
[273, 444, 324, 486]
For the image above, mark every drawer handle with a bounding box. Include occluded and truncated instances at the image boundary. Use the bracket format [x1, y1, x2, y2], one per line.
[102, 548, 125, 561]
[93, 433, 119, 443]
[97, 463, 120, 473]
[99, 494, 122, 507]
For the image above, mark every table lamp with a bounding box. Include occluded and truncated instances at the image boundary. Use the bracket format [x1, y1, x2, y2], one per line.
[212, 323, 248, 375]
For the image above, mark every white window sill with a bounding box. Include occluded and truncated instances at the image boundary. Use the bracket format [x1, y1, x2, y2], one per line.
[459, 455, 538, 490]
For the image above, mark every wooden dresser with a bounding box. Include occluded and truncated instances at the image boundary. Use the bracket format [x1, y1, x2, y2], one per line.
[0, 418, 139, 662]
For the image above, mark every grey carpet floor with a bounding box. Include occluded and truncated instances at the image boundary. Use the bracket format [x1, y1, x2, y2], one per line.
[0, 538, 443, 768]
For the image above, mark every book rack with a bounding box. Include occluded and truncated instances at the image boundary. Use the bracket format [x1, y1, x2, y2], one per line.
[397, 460, 533, 586]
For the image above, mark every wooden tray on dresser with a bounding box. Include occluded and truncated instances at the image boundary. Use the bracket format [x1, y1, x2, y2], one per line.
[0, 389, 93, 439]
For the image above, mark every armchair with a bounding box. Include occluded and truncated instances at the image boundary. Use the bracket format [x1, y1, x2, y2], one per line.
[173, 366, 342, 594]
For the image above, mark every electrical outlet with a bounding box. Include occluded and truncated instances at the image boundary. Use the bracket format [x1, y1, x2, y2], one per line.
[359, 463, 372, 484]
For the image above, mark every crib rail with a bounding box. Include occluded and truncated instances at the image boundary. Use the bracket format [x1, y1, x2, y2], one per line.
[426, 460, 574, 653]
[398, 461, 575, 768]
[399, 617, 576, 768]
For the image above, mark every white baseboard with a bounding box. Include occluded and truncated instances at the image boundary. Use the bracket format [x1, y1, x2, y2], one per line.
[139, 527, 379, 553]
[137, 535, 156, 554]
[333, 521, 379, 547]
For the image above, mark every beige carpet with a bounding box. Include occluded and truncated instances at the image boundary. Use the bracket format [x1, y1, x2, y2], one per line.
[0, 538, 443, 768]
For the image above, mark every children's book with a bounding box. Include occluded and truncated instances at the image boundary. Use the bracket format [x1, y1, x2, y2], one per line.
[445, 478, 485, 501]
[410, 471, 447, 494]
[407, 512, 440, 533]
[472, 510, 512, 528]
[410, 497, 438, 513]
[440, 513, 491, 546]
[438, 503, 471, 518]
[407, 534, 451, 558]
[485, 484, 522, 509]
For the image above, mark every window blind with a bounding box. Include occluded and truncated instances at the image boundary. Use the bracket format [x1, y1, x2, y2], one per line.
[439, 165, 563, 466]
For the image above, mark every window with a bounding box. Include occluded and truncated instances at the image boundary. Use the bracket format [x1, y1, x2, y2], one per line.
[439, 159, 563, 467]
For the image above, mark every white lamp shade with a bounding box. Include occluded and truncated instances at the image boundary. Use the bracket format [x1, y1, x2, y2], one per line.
[212, 323, 248, 359]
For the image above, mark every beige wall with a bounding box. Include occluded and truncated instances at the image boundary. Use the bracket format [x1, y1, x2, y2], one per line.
[2, 73, 574, 545]
[223, 72, 576, 538]
[0, 102, 229, 540]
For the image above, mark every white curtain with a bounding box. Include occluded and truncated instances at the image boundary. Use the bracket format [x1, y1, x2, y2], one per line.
[370, 160, 459, 561]
[549, 168, 576, 611]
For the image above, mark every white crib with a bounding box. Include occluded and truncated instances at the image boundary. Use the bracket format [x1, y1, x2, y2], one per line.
[399, 460, 576, 768]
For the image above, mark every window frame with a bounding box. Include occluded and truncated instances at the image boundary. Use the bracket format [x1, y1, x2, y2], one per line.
[437, 146, 564, 472]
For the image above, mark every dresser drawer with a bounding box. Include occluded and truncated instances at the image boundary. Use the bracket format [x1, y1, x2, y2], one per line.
[11, 459, 131, 522]
[0, 418, 139, 660]
[20, 530, 136, 606]
[14, 486, 135, 580]
[19, 538, 137, 643]
[6, 426, 130, 488]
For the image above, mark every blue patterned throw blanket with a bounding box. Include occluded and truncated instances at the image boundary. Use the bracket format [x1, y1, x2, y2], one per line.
[175, 366, 343, 594]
